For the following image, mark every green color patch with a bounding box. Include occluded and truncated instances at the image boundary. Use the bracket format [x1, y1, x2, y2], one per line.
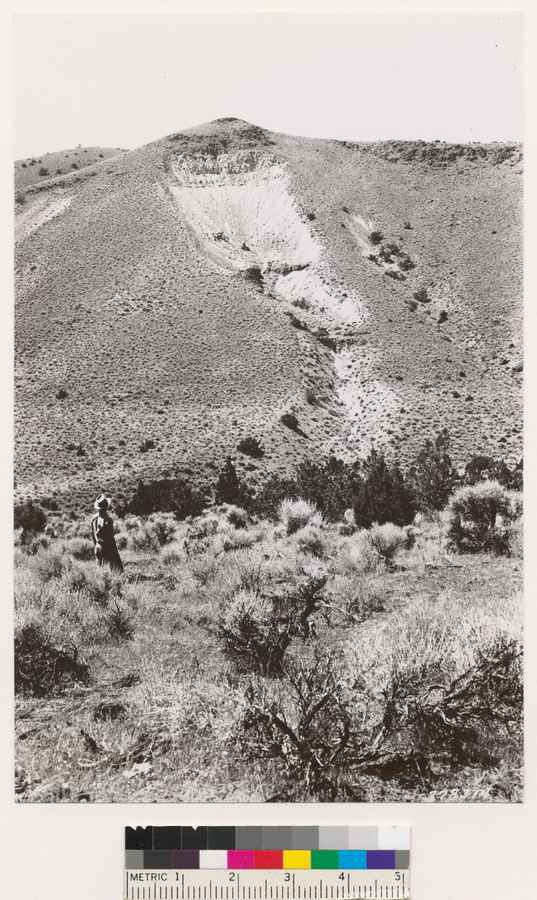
[311, 851, 339, 869]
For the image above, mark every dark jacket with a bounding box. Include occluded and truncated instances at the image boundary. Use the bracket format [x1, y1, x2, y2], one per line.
[91, 512, 123, 572]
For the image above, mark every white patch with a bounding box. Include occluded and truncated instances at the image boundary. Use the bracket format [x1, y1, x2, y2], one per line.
[16, 193, 73, 242]
[334, 345, 399, 455]
[167, 151, 364, 329]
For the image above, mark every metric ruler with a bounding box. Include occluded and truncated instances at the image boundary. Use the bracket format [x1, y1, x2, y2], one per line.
[124, 870, 410, 900]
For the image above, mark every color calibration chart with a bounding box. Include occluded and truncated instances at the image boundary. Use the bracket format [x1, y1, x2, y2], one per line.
[125, 826, 410, 899]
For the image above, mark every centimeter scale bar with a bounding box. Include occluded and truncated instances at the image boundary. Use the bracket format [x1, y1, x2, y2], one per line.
[125, 870, 409, 900]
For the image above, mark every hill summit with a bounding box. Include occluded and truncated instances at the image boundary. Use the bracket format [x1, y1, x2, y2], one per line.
[15, 118, 522, 512]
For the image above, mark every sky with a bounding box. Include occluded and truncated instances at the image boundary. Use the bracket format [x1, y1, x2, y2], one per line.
[14, 11, 523, 159]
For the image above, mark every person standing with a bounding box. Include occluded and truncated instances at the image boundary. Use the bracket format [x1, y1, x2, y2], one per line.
[91, 494, 123, 572]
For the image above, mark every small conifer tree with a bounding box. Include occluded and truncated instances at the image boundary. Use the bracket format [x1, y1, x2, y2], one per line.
[215, 457, 250, 506]
[408, 429, 457, 512]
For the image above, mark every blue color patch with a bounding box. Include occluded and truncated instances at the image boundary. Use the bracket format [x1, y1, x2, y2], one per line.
[338, 851, 366, 869]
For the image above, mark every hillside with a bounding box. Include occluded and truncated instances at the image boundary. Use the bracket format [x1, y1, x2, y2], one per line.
[15, 147, 127, 192]
[14, 119, 522, 514]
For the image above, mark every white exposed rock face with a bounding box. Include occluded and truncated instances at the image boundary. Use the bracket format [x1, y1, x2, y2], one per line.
[167, 151, 365, 332]
[15, 192, 73, 242]
[166, 150, 403, 451]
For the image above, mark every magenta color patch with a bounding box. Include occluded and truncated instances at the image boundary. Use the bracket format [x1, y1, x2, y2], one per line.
[228, 850, 255, 869]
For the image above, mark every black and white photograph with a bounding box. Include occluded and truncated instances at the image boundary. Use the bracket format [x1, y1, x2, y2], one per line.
[13, 12, 524, 804]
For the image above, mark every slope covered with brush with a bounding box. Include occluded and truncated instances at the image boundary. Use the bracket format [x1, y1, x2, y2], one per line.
[15, 119, 522, 513]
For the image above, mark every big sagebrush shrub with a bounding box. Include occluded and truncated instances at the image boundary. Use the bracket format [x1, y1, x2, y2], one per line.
[217, 576, 326, 676]
[237, 436, 264, 458]
[280, 499, 321, 535]
[366, 522, 411, 564]
[14, 622, 89, 697]
[447, 481, 521, 555]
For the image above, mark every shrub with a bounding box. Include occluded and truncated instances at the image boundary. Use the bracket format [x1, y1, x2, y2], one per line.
[280, 498, 321, 535]
[413, 287, 430, 303]
[218, 529, 261, 553]
[381, 635, 522, 767]
[447, 481, 521, 555]
[65, 537, 95, 561]
[38, 167, 49, 176]
[438, 310, 448, 324]
[121, 478, 206, 520]
[464, 455, 523, 491]
[14, 622, 89, 697]
[40, 497, 59, 511]
[370, 230, 383, 245]
[161, 545, 183, 566]
[222, 505, 249, 529]
[139, 439, 155, 452]
[55, 388, 68, 400]
[250, 474, 299, 520]
[217, 575, 326, 676]
[292, 298, 310, 311]
[366, 523, 411, 564]
[129, 524, 161, 553]
[244, 267, 264, 288]
[14, 499, 47, 533]
[294, 525, 327, 558]
[79, 567, 124, 606]
[281, 412, 300, 431]
[252, 458, 358, 524]
[148, 512, 177, 546]
[218, 591, 289, 676]
[105, 601, 134, 643]
[398, 254, 415, 271]
[237, 436, 264, 458]
[238, 654, 354, 800]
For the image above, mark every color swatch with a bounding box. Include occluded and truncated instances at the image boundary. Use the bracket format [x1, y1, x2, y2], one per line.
[125, 826, 410, 871]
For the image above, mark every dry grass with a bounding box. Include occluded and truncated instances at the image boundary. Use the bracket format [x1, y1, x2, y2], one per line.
[14, 506, 523, 803]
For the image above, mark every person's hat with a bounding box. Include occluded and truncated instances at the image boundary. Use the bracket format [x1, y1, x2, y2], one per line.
[94, 494, 111, 511]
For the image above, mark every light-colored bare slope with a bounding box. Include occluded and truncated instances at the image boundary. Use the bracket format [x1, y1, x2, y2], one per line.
[14, 119, 522, 512]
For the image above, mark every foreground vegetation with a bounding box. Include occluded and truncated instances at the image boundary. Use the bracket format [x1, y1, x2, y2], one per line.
[14, 460, 523, 802]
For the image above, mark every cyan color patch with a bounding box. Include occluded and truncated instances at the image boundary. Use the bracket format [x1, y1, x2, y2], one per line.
[339, 851, 367, 869]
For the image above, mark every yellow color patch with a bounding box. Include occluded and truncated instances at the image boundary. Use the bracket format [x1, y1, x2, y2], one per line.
[283, 851, 311, 869]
